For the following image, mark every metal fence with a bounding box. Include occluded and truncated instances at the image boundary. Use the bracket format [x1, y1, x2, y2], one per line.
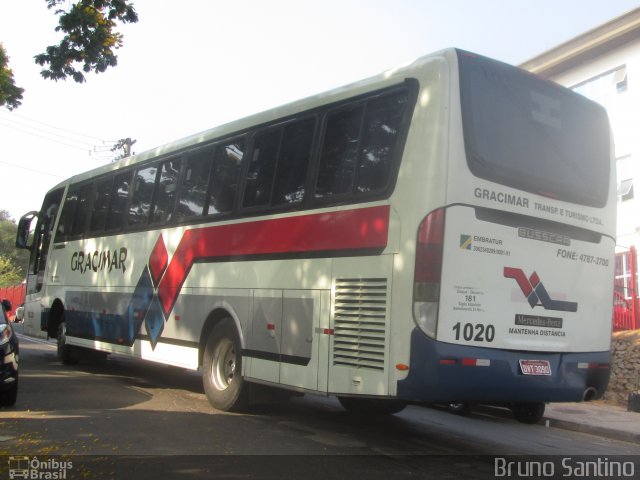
[0, 283, 25, 321]
[614, 246, 639, 331]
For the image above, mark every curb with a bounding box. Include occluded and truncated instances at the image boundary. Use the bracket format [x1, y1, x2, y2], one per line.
[544, 416, 640, 444]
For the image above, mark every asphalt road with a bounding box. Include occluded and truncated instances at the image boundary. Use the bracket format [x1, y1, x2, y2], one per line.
[0, 333, 638, 479]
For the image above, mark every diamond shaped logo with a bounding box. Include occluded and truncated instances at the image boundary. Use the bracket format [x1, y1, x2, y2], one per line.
[149, 235, 169, 287]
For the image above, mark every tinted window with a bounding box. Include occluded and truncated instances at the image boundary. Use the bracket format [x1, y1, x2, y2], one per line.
[273, 118, 314, 205]
[56, 189, 79, 240]
[70, 183, 93, 236]
[106, 171, 132, 231]
[315, 106, 363, 198]
[177, 149, 212, 220]
[152, 158, 181, 224]
[243, 130, 280, 208]
[458, 50, 610, 207]
[208, 139, 244, 215]
[129, 165, 157, 226]
[90, 177, 113, 232]
[356, 91, 408, 193]
[56, 184, 93, 239]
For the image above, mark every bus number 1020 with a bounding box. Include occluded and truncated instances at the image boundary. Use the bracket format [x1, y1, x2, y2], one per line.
[452, 322, 495, 342]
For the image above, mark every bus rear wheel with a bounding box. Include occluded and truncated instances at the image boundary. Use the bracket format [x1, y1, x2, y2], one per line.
[202, 319, 248, 412]
[512, 402, 545, 424]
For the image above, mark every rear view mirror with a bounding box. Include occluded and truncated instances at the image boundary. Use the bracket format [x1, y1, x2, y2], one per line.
[15, 211, 38, 250]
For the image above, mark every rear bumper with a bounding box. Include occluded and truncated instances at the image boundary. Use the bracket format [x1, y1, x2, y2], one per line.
[397, 329, 610, 404]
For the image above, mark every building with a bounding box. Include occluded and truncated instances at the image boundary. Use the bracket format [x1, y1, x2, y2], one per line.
[520, 8, 640, 249]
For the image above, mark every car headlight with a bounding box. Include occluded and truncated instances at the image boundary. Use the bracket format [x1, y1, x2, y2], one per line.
[0, 325, 12, 346]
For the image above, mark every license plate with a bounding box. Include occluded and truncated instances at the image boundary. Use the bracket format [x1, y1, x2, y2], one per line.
[519, 359, 552, 376]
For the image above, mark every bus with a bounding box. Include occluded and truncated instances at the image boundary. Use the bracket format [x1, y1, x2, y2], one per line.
[16, 49, 615, 423]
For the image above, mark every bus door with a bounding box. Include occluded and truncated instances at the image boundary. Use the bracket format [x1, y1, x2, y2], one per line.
[17, 188, 64, 336]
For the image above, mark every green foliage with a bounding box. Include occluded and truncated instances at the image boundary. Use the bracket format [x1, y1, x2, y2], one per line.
[0, 211, 30, 285]
[35, 0, 138, 83]
[0, 256, 22, 287]
[0, 43, 24, 110]
[1, 1, 137, 110]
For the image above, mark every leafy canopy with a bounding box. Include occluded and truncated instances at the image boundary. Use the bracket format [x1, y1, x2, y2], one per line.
[0, 1, 138, 110]
[0, 43, 25, 110]
[0, 256, 22, 287]
[0, 210, 30, 286]
[35, 0, 138, 83]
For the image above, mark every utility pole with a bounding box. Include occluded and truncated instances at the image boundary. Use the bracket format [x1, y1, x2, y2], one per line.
[111, 137, 137, 161]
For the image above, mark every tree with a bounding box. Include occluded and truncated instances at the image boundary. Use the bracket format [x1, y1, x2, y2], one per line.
[0, 210, 30, 284]
[0, 44, 24, 110]
[0, 256, 22, 287]
[0, 0, 138, 110]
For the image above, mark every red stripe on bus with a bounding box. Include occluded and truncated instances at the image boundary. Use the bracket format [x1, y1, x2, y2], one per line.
[156, 205, 391, 316]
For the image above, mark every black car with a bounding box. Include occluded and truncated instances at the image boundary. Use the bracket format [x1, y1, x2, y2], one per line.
[0, 303, 18, 406]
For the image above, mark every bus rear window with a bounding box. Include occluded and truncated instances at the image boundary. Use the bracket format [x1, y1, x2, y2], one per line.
[458, 50, 610, 208]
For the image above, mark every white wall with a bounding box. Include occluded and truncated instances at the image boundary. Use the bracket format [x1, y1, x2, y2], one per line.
[547, 38, 640, 249]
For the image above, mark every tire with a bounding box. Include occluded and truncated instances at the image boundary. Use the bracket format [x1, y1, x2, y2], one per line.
[0, 376, 18, 407]
[57, 321, 79, 366]
[447, 402, 471, 416]
[202, 318, 248, 412]
[338, 396, 406, 416]
[512, 402, 545, 424]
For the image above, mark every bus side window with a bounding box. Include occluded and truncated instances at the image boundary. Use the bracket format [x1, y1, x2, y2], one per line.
[55, 187, 80, 242]
[70, 183, 93, 237]
[273, 118, 315, 206]
[89, 177, 113, 233]
[128, 165, 158, 227]
[106, 171, 132, 231]
[315, 105, 364, 198]
[177, 148, 213, 221]
[315, 88, 409, 199]
[152, 158, 181, 224]
[207, 139, 245, 215]
[356, 90, 409, 193]
[243, 129, 281, 208]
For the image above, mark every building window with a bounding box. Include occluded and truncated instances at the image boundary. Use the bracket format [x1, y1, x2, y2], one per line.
[572, 65, 627, 100]
[614, 66, 628, 93]
[618, 178, 634, 202]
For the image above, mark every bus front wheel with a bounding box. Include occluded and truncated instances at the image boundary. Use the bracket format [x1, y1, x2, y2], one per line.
[57, 321, 79, 366]
[202, 319, 248, 412]
[512, 402, 545, 424]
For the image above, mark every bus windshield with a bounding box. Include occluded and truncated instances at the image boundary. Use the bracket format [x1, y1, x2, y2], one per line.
[458, 50, 610, 208]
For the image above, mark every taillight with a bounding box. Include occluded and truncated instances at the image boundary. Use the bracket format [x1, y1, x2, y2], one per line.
[413, 208, 445, 338]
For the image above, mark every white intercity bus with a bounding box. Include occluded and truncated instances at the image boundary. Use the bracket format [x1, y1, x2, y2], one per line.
[16, 49, 615, 423]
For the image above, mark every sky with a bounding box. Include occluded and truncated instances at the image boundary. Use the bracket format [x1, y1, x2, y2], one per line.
[1, 0, 639, 221]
